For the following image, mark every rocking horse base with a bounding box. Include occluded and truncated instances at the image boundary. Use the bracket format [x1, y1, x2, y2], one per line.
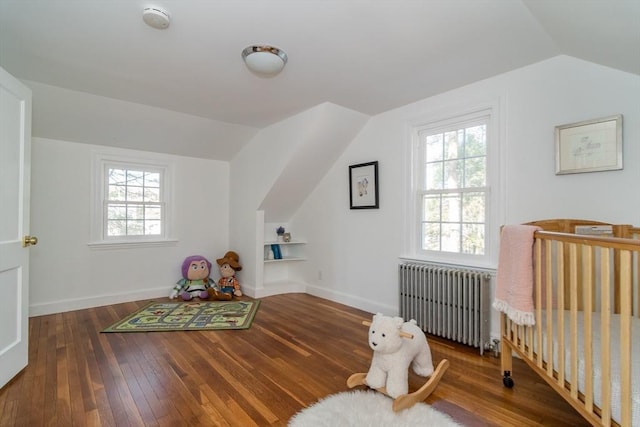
[346, 359, 450, 412]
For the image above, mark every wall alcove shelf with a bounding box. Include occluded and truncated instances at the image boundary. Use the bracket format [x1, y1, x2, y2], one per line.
[263, 241, 306, 263]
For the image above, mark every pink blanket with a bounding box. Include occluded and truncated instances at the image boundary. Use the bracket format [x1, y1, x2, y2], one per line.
[493, 224, 541, 326]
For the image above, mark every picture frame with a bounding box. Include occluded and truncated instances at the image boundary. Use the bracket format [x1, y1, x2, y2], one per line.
[349, 161, 379, 209]
[555, 114, 623, 175]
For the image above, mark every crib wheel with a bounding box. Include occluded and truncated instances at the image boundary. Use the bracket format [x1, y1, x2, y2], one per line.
[502, 371, 514, 388]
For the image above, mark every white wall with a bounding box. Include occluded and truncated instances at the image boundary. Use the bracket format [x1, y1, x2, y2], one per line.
[29, 138, 229, 315]
[290, 56, 640, 338]
[229, 103, 368, 297]
[27, 55, 640, 337]
[228, 106, 329, 297]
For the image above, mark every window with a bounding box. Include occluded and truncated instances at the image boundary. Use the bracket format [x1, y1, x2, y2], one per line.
[91, 152, 174, 247]
[421, 119, 487, 254]
[407, 105, 499, 265]
[105, 166, 163, 237]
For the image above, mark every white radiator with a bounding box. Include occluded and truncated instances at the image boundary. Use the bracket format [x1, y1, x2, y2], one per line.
[399, 262, 491, 355]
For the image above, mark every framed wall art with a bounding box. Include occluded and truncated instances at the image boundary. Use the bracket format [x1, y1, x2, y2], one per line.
[349, 161, 379, 209]
[555, 114, 622, 175]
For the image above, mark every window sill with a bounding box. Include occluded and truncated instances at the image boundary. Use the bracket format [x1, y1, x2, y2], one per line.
[88, 238, 178, 250]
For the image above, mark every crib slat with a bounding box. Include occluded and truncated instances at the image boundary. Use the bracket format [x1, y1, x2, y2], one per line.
[569, 243, 579, 400]
[534, 239, 543, 368]
[556, 242, 565, 386]
[619, 250, 632, 427]
[545, 240, 554, 377]
[582, 245, 594, 414]
[599, 248, 611, 425]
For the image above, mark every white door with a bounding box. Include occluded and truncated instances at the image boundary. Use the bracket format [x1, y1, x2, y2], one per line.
[0, 66, 33, 389]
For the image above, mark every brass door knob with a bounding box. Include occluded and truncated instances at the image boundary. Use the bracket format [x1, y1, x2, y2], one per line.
[23, 235, 38, 247]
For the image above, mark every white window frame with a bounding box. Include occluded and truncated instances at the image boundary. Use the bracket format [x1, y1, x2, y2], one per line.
[89, 151, 176, 249]
[403, 101, 503, 269]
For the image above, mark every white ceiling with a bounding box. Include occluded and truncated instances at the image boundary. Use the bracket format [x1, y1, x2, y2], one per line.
[1, 0, 638, 158]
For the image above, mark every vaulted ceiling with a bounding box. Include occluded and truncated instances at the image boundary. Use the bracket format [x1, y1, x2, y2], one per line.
[1, 0, 638, 160]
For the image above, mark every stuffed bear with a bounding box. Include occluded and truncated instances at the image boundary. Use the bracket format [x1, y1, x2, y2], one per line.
[214, 251, 243, 298]
[365, 313, 434, 398]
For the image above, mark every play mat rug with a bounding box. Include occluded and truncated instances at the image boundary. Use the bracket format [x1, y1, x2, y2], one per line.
[102, 300, 260, 332]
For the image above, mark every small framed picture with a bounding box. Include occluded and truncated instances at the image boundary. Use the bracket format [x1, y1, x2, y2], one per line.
[349, 161, 379, 209]
[555, 115, 623, 175]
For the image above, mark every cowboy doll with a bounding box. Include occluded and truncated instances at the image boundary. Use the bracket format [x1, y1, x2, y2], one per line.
[215, 251, 243, 298]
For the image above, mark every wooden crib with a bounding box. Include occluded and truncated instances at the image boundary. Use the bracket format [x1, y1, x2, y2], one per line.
[498, 219, 640, 427]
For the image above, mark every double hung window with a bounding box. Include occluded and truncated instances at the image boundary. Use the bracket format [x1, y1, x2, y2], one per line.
[91, 152, 173, 247]
[104, 165, 164, 238]
[409, 106, 497, 264]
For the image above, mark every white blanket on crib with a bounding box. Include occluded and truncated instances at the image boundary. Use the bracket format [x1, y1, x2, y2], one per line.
[538, 310, 639, 426]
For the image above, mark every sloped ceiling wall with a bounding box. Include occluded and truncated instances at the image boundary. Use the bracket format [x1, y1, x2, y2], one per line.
[522, 0, 640, 76]
[259, 103, 370, 222]
[24, 80, 258, 160]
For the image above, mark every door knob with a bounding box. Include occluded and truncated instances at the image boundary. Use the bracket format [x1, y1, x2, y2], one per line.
[23, 235, 38, 247]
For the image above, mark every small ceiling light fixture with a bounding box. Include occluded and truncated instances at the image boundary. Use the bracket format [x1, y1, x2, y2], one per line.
[143, 7, 170, 29]
[242, 45, 288, 76]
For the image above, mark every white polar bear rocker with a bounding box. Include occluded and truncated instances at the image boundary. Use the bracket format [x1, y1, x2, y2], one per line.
[365, 313, 434, 398]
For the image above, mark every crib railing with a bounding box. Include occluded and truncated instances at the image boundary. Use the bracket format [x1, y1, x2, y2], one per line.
[501, 230, 640, 427]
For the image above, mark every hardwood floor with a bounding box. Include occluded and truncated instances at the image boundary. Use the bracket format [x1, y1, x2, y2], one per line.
[0, 293, 589, 426]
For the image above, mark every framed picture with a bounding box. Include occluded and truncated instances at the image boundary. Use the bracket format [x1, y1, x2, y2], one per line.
[555, 114, 623, 175]
[349, 161, 379, 209]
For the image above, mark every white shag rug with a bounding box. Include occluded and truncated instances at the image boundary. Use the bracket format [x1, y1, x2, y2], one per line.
[288, 390, 463, 427]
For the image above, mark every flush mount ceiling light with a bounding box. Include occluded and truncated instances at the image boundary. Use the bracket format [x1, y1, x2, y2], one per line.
[143, 7, 170, 29]
[242, 45, 288, 76]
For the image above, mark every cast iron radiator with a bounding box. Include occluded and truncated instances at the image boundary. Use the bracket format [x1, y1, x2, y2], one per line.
[399, 262, 491, 355]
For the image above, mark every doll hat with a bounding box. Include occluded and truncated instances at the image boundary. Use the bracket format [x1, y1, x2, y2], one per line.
[216, 251, 242, 271]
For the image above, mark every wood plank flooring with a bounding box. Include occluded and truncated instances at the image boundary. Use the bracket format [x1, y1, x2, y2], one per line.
[0, 293, 589, 426]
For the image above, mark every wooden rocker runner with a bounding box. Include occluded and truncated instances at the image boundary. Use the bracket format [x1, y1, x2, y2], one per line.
[346, 318, 450, 412]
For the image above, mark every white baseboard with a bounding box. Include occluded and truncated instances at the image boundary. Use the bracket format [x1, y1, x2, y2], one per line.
[243, 281, 395, 315]
[29, 286, 169, 317]
[305, 284, 396, 316]
[244, 281, 307, 298]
